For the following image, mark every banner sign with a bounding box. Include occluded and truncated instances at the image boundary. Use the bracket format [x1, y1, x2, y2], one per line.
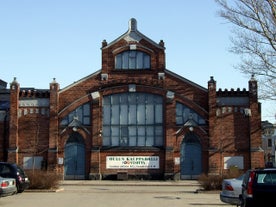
[106, 156, 159, 169]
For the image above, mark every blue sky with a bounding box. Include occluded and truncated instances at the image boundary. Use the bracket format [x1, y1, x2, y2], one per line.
[0, 0, 275, 123]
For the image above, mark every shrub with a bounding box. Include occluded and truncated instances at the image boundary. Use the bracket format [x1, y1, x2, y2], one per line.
[198, 174, 224, 191]
[198, 170, 244, 191]
[26, 170, 61, 190]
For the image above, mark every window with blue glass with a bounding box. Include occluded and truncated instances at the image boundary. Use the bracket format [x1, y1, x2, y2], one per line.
[115, 50, 150, 69]
[176, 102, 206, 125]
[60, 103, 90, 126]
[102, 93, 163, 147]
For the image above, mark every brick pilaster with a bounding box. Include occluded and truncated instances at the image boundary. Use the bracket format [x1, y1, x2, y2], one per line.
[248, 75, 264, 168]
[207, 76, 218, 174]
[8, 77, 19, 163]
[48, 78, 59, 170]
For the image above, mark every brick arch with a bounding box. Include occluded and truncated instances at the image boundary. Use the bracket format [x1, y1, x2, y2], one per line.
[101, 84, 167, 97]
[58, 94, 91, 119]
[112, 45, 154, 56]
[60, 127, 90, 149]
[176, 127, 208, 151]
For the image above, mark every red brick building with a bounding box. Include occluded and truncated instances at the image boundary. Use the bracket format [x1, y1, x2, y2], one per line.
[0, 18, 264, 180]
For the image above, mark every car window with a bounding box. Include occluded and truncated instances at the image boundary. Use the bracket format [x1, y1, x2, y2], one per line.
[256, 172, 276, 184]
[263, 173, 276, 184]
[0, 165, 11, 174]
[256, 173, 266, 183]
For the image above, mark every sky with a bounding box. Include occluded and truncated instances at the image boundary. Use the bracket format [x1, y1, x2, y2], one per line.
[0, 0, 275, 123]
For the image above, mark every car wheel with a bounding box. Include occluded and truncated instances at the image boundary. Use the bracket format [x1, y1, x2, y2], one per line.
[240, 199, 250, 207]
[16, 185, 23, 193]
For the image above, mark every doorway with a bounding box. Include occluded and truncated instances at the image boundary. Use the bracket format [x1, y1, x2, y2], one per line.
[64, 132, 85, 180]
[180, 132, 202, 179]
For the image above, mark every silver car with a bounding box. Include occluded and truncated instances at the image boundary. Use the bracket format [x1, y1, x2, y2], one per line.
[0, 176, 17, 197]
[220, 174, 244, 206]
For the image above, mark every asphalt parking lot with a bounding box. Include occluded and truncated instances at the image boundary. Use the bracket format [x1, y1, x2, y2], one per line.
[0, 180, 228, 207]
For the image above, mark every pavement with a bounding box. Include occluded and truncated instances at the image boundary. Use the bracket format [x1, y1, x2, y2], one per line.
[5, 180, 225, 207]
[58, 179, 206, 193]
[27, 179, 216, 194]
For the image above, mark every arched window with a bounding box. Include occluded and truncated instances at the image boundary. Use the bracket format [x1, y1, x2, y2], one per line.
[115, 50, 150, 70]
[176, 102, 206, 125]
[102, 93, 163, 147]
[60, 103, 90, 126]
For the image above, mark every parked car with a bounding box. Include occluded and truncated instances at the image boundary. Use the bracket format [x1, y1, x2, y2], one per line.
[241, 168, 276, 207]
[0, 162, 30, 193]
[220, 174, 244, 206]
[0, 176, 17, 197]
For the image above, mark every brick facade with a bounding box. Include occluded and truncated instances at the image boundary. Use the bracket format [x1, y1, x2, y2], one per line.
[0, 18, 264, 180]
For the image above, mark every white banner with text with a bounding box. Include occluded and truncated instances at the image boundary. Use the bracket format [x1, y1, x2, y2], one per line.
[106, 156, 159, 169]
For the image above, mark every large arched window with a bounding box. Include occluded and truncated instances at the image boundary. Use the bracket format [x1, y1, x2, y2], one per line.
[115, 50, 150, 70]
[102, 93, 163, 147]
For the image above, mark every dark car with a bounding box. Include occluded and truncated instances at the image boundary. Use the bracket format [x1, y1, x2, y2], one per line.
[0, 162, 30, 193]
[241, 168, 276, 207]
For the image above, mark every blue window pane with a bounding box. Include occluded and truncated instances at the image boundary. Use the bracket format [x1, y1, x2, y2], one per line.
[155, 104, 163, 124]
[111, 105, 119, 124]
[146, 126, 154, 146]
[129, 126, 136, 146]
[137, 126, 145, 146]
[137, 105, 145, 124]
[103, 107, 111, 124]
[120, 105, 128, 124]
[111, 127, 119, 146]
[83, 117, 90, 125]
[122, 52, 129, 69]
[146, 105, 154, 124]
[115, 53, 122, 69]
[103, 126, 110, 146]
[144, 55, 150, 69]
[136, 52, 143, 68]
[129, 105, 137, 124]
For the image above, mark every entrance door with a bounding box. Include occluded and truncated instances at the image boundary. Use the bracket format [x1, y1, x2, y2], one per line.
[180, 133, 202, 179]
[64, 132, 85, 180]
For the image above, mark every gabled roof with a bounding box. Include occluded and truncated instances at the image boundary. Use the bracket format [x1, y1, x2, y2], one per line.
[102, 18, 164, 50]
[165, 69, 207, 92]
[60, 70, 101, 91]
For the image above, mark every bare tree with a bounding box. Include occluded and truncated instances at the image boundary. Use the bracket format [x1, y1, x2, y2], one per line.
[215, 0, 276, 100]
